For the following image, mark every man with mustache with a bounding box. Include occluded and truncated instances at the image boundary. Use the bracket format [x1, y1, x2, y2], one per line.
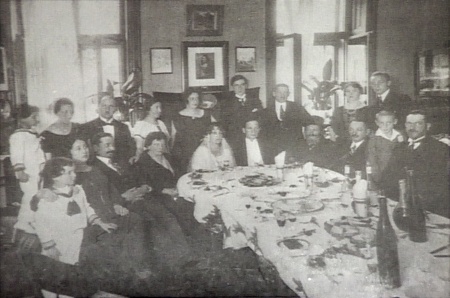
[382, 110, 449, 218]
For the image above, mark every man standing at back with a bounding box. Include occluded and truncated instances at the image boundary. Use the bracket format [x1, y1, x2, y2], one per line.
[80, 94, 136, 164]
[221, 75, 263, 136]
[263, 84, 314, 150]
[370, 71, 412, 129]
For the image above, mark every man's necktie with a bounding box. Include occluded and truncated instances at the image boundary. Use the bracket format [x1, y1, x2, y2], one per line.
[350, 144, 357, 154]
[408, 140, 421, 150]
[280, 105, 285, 121]
[237, 95, 246, 105]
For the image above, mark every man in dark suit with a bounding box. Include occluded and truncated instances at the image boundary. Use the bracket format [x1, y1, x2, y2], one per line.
[330, 119, 371, 177]
[79, 94, 136, 164]
[381, 110, 449, 218]
[369, 71, 412, 129]
[221, 75, 263, 136]
[263, 84, 315, 150]
[284, 116, 338, 169]
[231, 117, 275, 166]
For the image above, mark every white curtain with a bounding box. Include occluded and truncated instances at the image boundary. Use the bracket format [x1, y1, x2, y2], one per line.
[22, 0, 85, 131]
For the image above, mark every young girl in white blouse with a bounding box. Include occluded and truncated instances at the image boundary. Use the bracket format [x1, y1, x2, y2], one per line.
[33, 157, 116, 298]
[9, 104, 46, 252]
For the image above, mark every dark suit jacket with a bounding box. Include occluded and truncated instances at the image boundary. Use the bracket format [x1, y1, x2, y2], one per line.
[262, 101, 315, 150]
[330, 139, 369, 177]
[221, 91, 263, 136]
[92, 157, 137, 195]
[135, 153, 179, 196]
[231, 135, 275, 166]
[370, 90, 412, 129]
[382, 137, 449, 218]
[79, 118, 136, 163]
[284, 138, 338, 170]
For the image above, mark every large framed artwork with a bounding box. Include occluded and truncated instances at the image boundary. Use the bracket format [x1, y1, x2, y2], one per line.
[183, 41, 229, 92]
[186, 5, 224, 36]
[416, 48, 449, 100]
[150, 48, 173, 74]
[0, 47, 7, 91]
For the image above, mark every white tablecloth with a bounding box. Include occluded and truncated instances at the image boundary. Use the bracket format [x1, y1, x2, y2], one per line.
[177, 166, 450, 298]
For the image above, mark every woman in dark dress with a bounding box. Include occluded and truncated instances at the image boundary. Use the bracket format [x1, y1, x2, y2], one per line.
[41, 98, 80, 159]
[329, 82, 370, 142]
[173, 90, 211, 174]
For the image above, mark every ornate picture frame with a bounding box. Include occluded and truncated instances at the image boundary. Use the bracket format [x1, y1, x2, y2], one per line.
[183, 41, 229, 92]
[186, 5, 224, 36]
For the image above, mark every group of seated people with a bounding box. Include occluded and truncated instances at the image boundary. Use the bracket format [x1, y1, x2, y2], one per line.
[7, 71, 449, 296]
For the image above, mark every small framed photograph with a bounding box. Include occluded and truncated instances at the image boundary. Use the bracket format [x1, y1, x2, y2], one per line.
[150, 48, 173, 74]
[0, 47, 8, 91]
[186, 5, 224, 36]
[236, 47, 256, 72]
[183, 41, 229, 92]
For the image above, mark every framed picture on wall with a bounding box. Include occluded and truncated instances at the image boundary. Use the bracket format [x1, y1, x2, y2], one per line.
[186, 5, 224, 36]
[150, 48, 173, 74]
[236, 47, 256, 72]
[183, 41, 228, 92]
[0, 47, 8, 91]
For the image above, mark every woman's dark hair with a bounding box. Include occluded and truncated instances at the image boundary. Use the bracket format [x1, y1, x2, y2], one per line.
[142, 94, 161, 112]
[183, 89, 202, 106]
[144, 131, 167, 148]
[54, 98, 74, 114]
[40, 157, 74, 188]
[17, 103, 39, 120]
[344, 82, 363, 94]
[205, 122, 225, 136]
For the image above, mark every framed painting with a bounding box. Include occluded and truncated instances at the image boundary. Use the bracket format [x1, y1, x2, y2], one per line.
[236, 47, 256, 72]
[183, 41, 229, 92]
[186, 5, 224, 36]
[0, 47, 7, 91]
[150, 48, 173, 74]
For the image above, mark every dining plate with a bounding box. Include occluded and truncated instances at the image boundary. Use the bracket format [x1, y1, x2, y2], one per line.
[277, 238, 310, 257]
[272, 199, 324, 215]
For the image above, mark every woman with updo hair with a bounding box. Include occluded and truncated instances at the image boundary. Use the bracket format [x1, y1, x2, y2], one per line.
[131, 94, 171, 158]
[41, 98, 80, 159]
[173, 89, 211, 173]
[329, 82, 370, 142]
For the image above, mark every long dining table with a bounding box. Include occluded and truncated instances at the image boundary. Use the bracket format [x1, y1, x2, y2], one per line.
[177, 165, 450, 298]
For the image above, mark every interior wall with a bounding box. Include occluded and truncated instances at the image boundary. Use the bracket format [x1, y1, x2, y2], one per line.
[376, 0, 449, 100]
[140, 0, 268, 105]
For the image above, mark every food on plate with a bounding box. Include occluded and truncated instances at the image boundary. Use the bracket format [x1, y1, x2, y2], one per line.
[239, 173, 280, 187]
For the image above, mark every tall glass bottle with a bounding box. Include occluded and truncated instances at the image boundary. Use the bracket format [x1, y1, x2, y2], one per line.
[366, 161, 378, 206]
[406, 170, 427, 242]
[340, 164, 352, 206]
[393, 179, 409, 231]
[377, 196, 401, 289]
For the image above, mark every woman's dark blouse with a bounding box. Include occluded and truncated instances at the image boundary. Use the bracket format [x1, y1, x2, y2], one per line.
[41, 123, 80, 158]
[330, 106, 370, 141]
[172, 111, 211, 172]
[136, 152, 179, 196]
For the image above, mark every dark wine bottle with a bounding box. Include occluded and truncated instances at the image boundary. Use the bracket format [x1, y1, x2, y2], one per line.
[377, 197, 401, 289]
[406, 170, 427, 242]
[393, 179, 409, 231]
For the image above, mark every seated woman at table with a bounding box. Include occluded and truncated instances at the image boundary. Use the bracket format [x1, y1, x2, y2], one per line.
[188, 123, 236, 172]
[135, 132, 204, 239]
[328, 82, 370, 143]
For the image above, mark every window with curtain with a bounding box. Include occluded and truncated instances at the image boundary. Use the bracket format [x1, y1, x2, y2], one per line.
[75, 0, 125, 121]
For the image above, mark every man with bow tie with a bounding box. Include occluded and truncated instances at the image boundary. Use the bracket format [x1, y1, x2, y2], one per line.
[79, 94, 137, 165]
[369, 71, 412, 129]
[221, 75, 263, 137]
[382, 110, 449, 218]
[262, 84, 315, 151]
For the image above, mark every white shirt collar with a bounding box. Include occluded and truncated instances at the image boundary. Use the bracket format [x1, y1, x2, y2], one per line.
[275, 101, 286, 120]
[351, 139, 365, 150]
[379, 89, 390, 102]
[99, 116, 114, 124]
[96, 156, 117, 171]
[235, 93, 246, 100]
[375, 129, 402, 141]
[408, 135, 426, 149]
